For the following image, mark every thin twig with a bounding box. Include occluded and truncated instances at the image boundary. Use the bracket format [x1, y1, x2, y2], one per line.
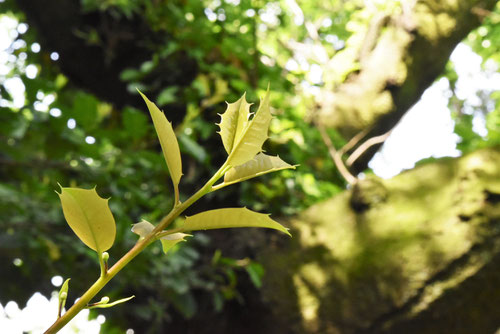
[472, 7, 500, 22]
[346, 129, 393, 166]
[339, 126, 373, 155]
[305, 21, 320, 41]
[318, 125, 357, 185]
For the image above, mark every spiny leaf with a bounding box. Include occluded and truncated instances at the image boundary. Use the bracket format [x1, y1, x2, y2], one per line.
[160, 233, 191, 254]
[182, 207, 291, 236]
[220, 90, 273, 167]
[227, 90, 272, 166]
[138, 90, 182, 199]
[57, 186, 116, 253]
[224, 153, 296, 185]
[218, 93, 252, 154]
[131, 220, 155, 239]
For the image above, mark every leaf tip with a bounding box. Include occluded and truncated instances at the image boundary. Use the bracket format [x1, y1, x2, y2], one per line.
[137, 89, 149, 103]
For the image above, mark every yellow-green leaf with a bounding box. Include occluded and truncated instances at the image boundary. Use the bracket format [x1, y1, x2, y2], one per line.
[131, 220, 189, 253]
[87, 296, 135, 309]
[58, 278, 70, 318]
[160, 233, 191, 254]
[57, 186, 116, 253]
[182, 208, 290, 236]
[224, 153, 296, 185]
[218, 93, 252, 154]
[131, 220, 155, 239]
[138, 91, 182, 198]
[223, 90, 272, 167]
[59, 278, 70, 300]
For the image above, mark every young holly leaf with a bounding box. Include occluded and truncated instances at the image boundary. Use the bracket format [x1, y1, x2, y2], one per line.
[131, 220, 155, 240]
[57, 186, 116, 253]
[132, 220, 190, 253]
[138, 90, 182, 202]
[223, 153, 296, 186]
[160, 233, 191, 254]
[87, 295, 135, 309]
[58, 278, 70, 318]
[182, 207, 291, 236]
[219, 90, 272, 167]
[218, 93, 252, 155]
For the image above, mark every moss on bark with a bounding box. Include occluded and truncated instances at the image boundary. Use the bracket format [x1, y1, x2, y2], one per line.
[260, 147, 500, 333]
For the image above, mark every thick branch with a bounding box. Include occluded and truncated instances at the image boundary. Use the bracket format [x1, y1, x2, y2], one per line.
[260, 146, 500, 334]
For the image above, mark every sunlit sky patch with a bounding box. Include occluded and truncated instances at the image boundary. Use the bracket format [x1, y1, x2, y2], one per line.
[369, 44, 500, 178]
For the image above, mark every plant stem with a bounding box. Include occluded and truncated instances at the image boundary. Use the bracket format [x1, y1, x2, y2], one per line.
[44, 162, 229, 334]
[98, 252, 106, 277]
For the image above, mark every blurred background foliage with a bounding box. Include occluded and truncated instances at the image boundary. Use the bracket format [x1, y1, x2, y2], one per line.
[1, 0, 500, 332]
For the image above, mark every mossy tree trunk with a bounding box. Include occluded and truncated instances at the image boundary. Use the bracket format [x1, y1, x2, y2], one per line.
[256, 1, 500, 333]
[260, 147, 500, 334]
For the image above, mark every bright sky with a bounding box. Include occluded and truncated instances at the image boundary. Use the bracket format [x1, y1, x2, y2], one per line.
[1, 10, 498, 333]
[369, 43, 500, 178]
[368, 76, 461, 178]
[0, 291, 102, 334]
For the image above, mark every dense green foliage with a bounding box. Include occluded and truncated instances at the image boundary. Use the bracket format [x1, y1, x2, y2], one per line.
[450, 10, 500, 152]
[1, 0, 500, 332]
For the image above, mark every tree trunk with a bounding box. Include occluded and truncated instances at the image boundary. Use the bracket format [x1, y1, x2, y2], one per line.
[259, 147, 500, 333]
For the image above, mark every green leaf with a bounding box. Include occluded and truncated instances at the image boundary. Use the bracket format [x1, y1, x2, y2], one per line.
[156, 86, 178, 106]
[245, 262, 265, 288]
[58, 278, 70, 318]
[131, 220, 155, 239]
[138, 91, 182, 200]
[219, 90, 273, 167]
[160, 232, 191, 254]
[224, 153, 296, 185]
[182, 208, 291, 236]
[87, 295, 135, 309]
[122, 107, 148, 140]
[71, 92, 99, 130]
[178, 133, 208, 163]
[120, 68, 141, 82]
[57, 186, 116, 253]
[59, 278, 70, 300]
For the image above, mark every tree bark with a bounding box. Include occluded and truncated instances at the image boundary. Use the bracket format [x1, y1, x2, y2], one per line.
[317, 0, 498, 173]
[259, 147, 500, 334]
